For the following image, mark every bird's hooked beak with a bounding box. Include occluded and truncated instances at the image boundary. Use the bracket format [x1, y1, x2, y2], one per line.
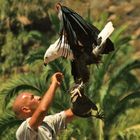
[44, 62, 47, 66]
[44, 56, 48, 66]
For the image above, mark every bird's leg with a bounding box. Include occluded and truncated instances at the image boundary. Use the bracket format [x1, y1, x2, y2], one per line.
[70, 89, 82, 98]
[70, 81, 83, 97]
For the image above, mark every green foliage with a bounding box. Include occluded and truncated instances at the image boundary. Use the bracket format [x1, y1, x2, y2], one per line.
[0, 112, 22, 140]
[0, 32, 23, 72]
[0, 72, 50, 108]
[0, 1, 140, 140]
[0, 0, 53, 76]
[49, 12, 60, 33]
[0, 30, 43, 75]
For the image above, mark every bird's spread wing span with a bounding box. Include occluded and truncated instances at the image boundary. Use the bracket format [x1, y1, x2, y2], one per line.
[59, 6, 99, 51]
[44, 3, 115, 83]
[58, 5, 114, 57]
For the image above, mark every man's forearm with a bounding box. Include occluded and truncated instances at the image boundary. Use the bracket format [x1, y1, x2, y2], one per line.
[38, 82, 58, 113]
[29, 72, 63, 129]
[29, 82, 58, 129]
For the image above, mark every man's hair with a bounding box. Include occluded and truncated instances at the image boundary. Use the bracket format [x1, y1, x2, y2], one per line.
[12, 94, 25, 119]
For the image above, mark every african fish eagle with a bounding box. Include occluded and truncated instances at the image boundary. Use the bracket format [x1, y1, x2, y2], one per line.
[44, 3, 115, 83]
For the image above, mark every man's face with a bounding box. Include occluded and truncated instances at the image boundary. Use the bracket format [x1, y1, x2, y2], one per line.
[21, 92, 41, 113]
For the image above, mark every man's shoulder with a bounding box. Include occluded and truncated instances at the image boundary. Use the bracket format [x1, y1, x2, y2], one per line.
[17, 111, 66, 130]
[16, 119, 28, 139]
[43, 111, 66, 122]
[16, 118, 38, 139]
[17, 119, 27, 131]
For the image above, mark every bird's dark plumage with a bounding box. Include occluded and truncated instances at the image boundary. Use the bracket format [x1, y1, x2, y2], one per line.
[56, 4, 114, 83]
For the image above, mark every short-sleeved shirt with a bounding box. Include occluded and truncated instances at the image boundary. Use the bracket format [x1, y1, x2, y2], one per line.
[16, 111, 66, 140]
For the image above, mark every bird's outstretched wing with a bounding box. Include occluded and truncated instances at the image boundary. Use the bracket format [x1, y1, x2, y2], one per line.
[56, 3, 114, 56]
[44, 3, 115, 83]
[57, 4, 99, 53]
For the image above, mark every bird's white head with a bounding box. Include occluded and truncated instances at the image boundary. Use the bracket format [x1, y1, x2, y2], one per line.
[44, 36, 74, 65]
[44, 42, 61, 65]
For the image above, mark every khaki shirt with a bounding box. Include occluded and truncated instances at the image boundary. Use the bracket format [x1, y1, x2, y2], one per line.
[16, 111, 66, 140]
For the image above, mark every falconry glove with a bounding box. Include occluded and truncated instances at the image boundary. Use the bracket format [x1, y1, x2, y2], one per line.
[69, 82, 104, 120]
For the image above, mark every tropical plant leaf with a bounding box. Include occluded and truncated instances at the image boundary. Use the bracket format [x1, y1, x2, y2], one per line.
[107, 59, 140, 94]
[0, 73, 46, 108]
[25, 47, 45, 64]
[0, 113, 22, 136]
[106, 91, 140, 125]
[111, 24, 128, 42]
[49, 13, 60, 33]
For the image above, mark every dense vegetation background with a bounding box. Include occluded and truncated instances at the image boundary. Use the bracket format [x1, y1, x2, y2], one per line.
[0, 0, 140, 140]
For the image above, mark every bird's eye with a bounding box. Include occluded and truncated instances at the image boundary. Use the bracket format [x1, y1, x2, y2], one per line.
[44, 57, 48, 61]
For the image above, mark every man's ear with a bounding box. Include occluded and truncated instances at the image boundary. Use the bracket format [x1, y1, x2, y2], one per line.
[22, 106, 31, 113]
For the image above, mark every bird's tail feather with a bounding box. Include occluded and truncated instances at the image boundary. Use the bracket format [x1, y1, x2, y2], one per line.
[98, 21, 114, 46]
[92, 21, 114, 55]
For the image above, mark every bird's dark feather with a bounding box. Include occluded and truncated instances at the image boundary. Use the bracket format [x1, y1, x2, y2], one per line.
[60, 5, 114, 53]
[58, 5, 114, 83]
[61, 6, 99, 49]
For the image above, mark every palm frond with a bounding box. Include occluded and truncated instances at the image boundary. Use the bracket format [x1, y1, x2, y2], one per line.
[107, 59, 140, 94]
[102, 60, 140, 115]
[49, 13, 60, 33]
[25, 47, 45, 64]
[0, 113, 22, 136]
[27, 31, 42, 41]
[119, 91, 140, 103]
[42, 58, 72, 113]
[0, 73, 46, 108]
[106, 91, 140, 125]
[41, 58, 73, 92]
[111, 24, 128, 42]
